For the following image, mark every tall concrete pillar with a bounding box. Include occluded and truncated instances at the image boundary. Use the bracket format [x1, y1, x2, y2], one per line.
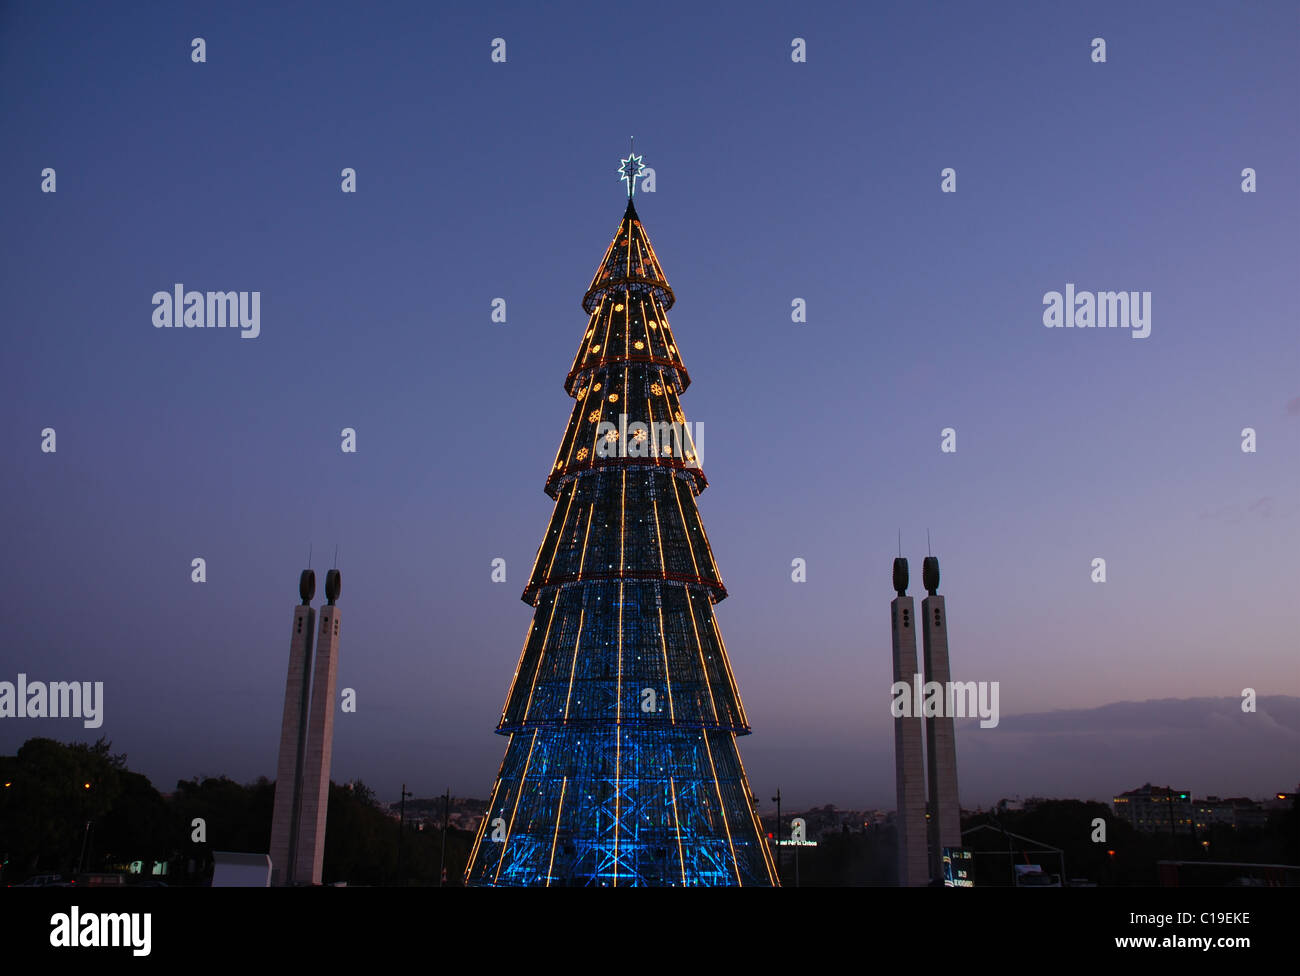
[890, 557, 929, 886]
[269, 570, 317, 886]
[921, 555, 961, 882]
[295, 569, 342, 885]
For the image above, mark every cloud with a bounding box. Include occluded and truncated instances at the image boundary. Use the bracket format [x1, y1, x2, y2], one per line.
[949, 696, 1300, 804]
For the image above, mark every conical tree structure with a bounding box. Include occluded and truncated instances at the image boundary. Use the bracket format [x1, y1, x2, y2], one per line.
[465, 184, 777, 887]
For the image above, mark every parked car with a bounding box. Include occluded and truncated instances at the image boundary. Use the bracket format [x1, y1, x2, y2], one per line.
[1014, 864, 1061, 887]
[11, 874, 64, 887]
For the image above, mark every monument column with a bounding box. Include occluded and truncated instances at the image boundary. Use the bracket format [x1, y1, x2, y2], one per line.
[921, 555, 961, 881]
[295, 569, 342, 885]
[890, 557, 929, 886]
[269, 570, 316, 886]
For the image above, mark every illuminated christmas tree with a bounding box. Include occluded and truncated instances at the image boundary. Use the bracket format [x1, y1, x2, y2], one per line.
[465, 152, 776, 886]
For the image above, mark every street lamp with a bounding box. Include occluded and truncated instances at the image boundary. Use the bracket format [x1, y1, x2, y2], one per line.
[771, 789, 782, 884]
[439, 788, 450, 887]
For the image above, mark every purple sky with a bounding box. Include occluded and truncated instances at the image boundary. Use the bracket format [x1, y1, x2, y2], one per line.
[2, 1, 1297, 810]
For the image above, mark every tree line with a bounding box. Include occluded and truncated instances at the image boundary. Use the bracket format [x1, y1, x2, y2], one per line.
[0, 737, 473, 885]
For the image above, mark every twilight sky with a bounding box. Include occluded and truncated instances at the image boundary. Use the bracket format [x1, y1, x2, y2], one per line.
[2, 1, 1297, 810]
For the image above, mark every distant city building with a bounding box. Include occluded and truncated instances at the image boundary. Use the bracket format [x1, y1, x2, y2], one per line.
[1113, 783, 1194, 835]
[384, 794, 486, 833]
[1264, 787, 1299, 811]
[1197, 796, 1268, 831]
[995, 796, 1051, 813]
[771, 806, 890, 836]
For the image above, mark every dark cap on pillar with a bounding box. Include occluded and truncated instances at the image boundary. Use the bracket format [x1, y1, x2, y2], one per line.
[892, 557, 909, 596]
[299, 570, 316, 605]
[325, 569, 342, 606]
[922, 556, 940, 596]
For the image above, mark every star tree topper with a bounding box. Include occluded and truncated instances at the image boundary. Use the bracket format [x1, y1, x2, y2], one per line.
[618, 147, 646, 198]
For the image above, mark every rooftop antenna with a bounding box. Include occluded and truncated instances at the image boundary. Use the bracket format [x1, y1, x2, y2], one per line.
[898, 529, 902, 558]
[308, 543, 313, 569]
[927, 529, 932, 557]
[333, 545, 339, 569]
[628, 136, 635, 198]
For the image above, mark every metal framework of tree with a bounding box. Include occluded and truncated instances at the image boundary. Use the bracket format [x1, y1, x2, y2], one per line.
[464, 155, 777, 886]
